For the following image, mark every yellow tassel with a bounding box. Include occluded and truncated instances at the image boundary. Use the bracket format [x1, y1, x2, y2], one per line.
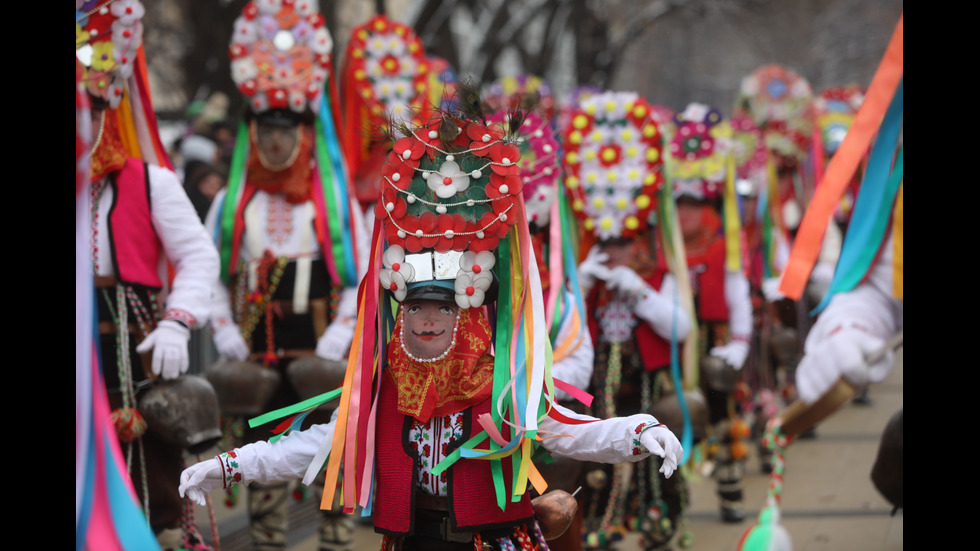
[723, 152, 743, 273]
[892, 182, 903, 300]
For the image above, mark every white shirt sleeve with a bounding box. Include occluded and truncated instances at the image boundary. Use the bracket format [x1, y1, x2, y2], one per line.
[148, 165, 220, 327]
[538, 402, 661, 463]
[551, 290, 594, 402]
[236, 409, 338, 485]
[633, 274, 692, 341]
[724, 270, 753, 339]
[203, 189, 237, 329]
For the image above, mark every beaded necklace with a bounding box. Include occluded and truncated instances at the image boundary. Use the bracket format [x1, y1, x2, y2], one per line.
[90, 178, 107, 273]
[104, 284, 151, 518]
[236, 252, 290, 366]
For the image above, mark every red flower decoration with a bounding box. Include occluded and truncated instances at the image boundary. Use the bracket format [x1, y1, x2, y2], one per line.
[467, 212, 505, 253]
[597, 143, 623, 168]
[492, 194, 520, 227]
[399, 211, 439, 252]
[414, 117, 449, 159]
[375, 187, 407, 221]
[433, 213, 468, 252]
[466, 123, 502, 157]
[626, 99, 653, 130]
[381, 156, 418, 190]
[393, 136, 426, 162]
[489, 142, 521, 176]
[487, 172, 523, 199]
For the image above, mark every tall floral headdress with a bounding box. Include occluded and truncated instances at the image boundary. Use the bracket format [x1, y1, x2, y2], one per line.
[811, 84, 867, 221]
[667, 102, 743, 273]
[814, 85, 866, 157]
[561, 91, 666, 243]
[75, 0, 171, 168]
[229, 0, 334, 115]
[734, 64, 814, 170]
[215, 0, 359, 287]
[339, 15, 433, 205]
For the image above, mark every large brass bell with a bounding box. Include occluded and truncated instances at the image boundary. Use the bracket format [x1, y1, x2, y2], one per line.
[531, 489, 579, 541]
[871, 409, 903, 512]
[769, 326, 801, 367]
[286, 355, 347, 412]
[650, 388, 708, 442]
[700, 355, 737, 393]
[206, 359, 281, 416]
[137, 375, 222, 454]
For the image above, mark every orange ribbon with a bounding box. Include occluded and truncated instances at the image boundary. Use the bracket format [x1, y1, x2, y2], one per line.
[779, 15, 903, 300]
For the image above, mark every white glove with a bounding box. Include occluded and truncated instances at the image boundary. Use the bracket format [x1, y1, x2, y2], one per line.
[577, 245, 611, 292]
[640, 425, 684, 479]
[761, 276, 785, 302]
[135, 320, 190, 380]
[179, 456, 226, 507]
[213, 323, 250, 361]
[796, 328, 892, 404]
[709, 340, 750, 371]
[604, 266, 648, 298]
[316, 317, 355, 361]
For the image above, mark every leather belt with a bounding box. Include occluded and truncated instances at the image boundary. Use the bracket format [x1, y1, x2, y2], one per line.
[98, 321, 144, 336]
[270, 297, 328, 316]
[415, 492, 449, 511]
[414, 497, 473, 544]
[248, 348, 317, 362]
[94, 275, 119, 288]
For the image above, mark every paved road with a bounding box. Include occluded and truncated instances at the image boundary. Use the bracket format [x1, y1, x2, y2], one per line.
[191, 352, 902, 551]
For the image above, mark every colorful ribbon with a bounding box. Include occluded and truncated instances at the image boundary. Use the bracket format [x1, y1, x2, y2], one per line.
[812, 80, 903, 313]
[780, 14, 903, 299]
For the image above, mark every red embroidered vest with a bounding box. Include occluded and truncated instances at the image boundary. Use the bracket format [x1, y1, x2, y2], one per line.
[687, 237, 730, 323]
[107, 158, 164, 289]
[372, 372, 535, 536]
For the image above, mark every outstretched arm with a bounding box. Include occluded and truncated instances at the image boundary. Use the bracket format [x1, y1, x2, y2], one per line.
[538, 403, 683, 478]
[180, 410, 338, 506]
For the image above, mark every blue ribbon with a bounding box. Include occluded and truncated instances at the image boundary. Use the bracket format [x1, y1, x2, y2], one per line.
[813, 79, 904, 314]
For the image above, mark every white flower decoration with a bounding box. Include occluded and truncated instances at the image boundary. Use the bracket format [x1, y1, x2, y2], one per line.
[294, 0, 316, 17]
[379, 245, 415, 301]
[459, 251, 495, 279]
[524, 185, 556, 228]
[255, 0, 280, 14]
[426, 160, 471, 199]
[111, 0, 145, 27]
[454, 273, 492, 309]
[309, 27, 333, 55]
[232, 17, 259, 44]
[231, 58, 258, 83]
